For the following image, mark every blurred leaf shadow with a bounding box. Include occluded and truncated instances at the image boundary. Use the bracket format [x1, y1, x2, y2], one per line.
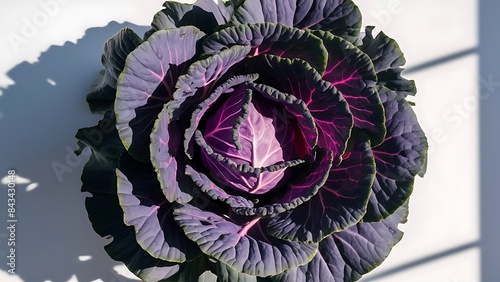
[0, 21, 149, 282]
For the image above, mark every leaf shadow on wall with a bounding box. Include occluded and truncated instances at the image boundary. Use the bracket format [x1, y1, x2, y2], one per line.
[0, 22, 149, 282]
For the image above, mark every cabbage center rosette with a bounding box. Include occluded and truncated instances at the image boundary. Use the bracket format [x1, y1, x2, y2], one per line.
[76, 0, 427, 281]
[197, 83, 300, 195]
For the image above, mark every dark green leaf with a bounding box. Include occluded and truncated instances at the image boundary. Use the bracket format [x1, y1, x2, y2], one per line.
[360, 26, 416, 97]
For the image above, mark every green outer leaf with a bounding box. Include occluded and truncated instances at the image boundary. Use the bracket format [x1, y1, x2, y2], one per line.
[152, 1, 193, 30]
[102, 27, 143, 88]
[360, 26, 406, 73]
[115, 26, 205, 151]
[377, 69, 417, 98]
[202, 23, 328, 74]
[215, 261, 276, 281]
[146, 0, 234, 38]
[134, 265, 180, 282]
[85, 69, 116, 114]
[216, 261, 258, 282]
[77, 112, 218, 282]
[273, 203, 409, 282]
[174, 255, 213, 282]
[86, 27, 143, 114]
[360, 26, 417, 97]
[77, 112, 183, 282]
[174, 203, 318, 277]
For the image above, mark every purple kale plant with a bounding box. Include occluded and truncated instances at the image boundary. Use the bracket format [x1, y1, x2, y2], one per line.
[76, 0, 428, 281]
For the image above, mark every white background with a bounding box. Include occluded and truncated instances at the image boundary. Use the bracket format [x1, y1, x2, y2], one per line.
[0, 0, 481, 281]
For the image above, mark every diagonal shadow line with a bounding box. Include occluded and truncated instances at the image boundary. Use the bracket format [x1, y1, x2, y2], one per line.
[363, 241, 480, 281]
[405, 47, 479, 74]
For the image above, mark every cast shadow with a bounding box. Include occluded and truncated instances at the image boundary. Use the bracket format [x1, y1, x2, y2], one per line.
[0, 21, 149, 282]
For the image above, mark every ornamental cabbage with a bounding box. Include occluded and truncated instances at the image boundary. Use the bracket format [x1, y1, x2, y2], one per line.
[76, 0, 428, 281]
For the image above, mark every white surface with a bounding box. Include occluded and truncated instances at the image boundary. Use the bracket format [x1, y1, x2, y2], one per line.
[358, 0, 480, 281]
[0, 0, 480, 281]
